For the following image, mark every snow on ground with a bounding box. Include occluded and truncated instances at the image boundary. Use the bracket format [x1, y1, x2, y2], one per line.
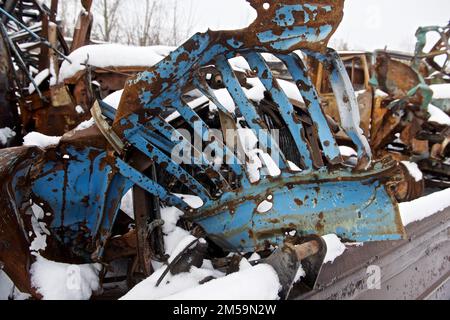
[399, 187, 450, 226]
[162, 264, 281, 300]
[23, 132, 61, 148]
[428, 104, 450, 125]
[122, 203, 281, 300]
[58, 45, 175, 82]
[401, 161, 423, 182]
[30, 255, 101, 300]
[0, 127, 16, 145]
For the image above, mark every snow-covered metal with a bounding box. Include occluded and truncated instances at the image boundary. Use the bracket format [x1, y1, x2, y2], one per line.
[0, 0, 407, 296]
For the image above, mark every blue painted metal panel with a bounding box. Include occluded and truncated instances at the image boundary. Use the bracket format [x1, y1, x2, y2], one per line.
[196, 178, 403, 252]
[244, 52, 313, 169]
[12, 0, 405, 261]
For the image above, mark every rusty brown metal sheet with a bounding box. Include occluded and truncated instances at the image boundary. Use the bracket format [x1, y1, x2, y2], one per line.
[71, 1, 93, 52]
[374, 53, 425, 106]
[291, 207, 450, 300]
[0, 147, 44, 297]
[19, 87, 90, 136]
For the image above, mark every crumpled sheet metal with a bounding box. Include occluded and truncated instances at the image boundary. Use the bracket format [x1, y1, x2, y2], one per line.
[413, 23, 450, 78]
[110, 0, 402, 248]
[0, 1, 405, 292]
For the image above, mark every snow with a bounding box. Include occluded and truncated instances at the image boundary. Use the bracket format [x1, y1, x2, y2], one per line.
[246, 149, 263, 183]
[103, 89, 124, 109]
[58, 45, 174, 82]
[162, 264, 281, 300]
[122, 191, 282, 300]
[259, 151, 281, 177]
[399, 187, 450, 226]
[159, 194, 203, 256]
[339, 146, 357, 157]
[322, 234, 347, 264]
[0, 127, 16, 145]
[209, 89, 236, 113]
[401, 161, 423, 182]
[121, 264, 220, 300]
[277, 79, 304, 104]
[0, 271, 30, 300]
[30, 255, 101, 300]
[430, 83, 450, 100]
[120, 189, 134, 219]
[293, 265, 306, 283]
[428, 104, 450, 125]
[121, 258, 280, 301]
[287, 161, 302, 172]
[229, 56, 251, 72]
[29, 204, 49, 254]
[355, 89, 367, 98]
[245, 78, 266, 103]
[236, 127, 281, 182]
[75, 105, 85, 114]
[257, 200, 273, 213]
[122, 231, 348, 300]
[28, 68, 49, 94]
[23, 132, 61, 148]
[375, 89, 389, 98]
[74, 118, 95, 131]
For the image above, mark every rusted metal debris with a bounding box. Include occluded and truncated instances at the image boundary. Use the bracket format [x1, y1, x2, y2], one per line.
[413, 22, 450, 82]
[303, 45, 450, 201]
[0, 0, 94, 138]
[292, 207, 450, 300]
[0, 0, 439, 300]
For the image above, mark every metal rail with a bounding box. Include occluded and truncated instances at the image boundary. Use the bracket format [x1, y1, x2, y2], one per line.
[291, 207, 450, 300]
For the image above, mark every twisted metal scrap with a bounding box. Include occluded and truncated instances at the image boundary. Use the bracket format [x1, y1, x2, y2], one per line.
[0, 0, 406, 296]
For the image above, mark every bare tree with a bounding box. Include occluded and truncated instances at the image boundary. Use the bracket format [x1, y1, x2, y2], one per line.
[331, 38, 350, 51]
[124, 0, 163, 46]
[43, 0, 80, 37]
[50, 0, 199, 46]
[171, 0, 178, 46]
[94, 0, 122, 43]
[168, 0, 197, 46]
[181, 0, 197, 42]
[138, 0, 159, 46]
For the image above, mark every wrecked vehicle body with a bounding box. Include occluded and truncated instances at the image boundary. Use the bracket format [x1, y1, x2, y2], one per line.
[0, 0, 407, 299]
[371, 52, 450, 192]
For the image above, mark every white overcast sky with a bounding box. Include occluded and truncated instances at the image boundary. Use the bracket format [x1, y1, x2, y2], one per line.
[183, 0, 450, 52]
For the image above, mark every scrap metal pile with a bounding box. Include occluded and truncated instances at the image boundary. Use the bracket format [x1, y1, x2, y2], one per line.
[0, 0, 449, 299]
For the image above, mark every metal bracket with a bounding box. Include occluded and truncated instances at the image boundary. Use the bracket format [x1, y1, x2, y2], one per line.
[91, 100, 125, 155]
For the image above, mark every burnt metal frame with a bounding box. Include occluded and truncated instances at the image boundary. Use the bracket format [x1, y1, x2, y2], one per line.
[4, 1, 405, 264]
